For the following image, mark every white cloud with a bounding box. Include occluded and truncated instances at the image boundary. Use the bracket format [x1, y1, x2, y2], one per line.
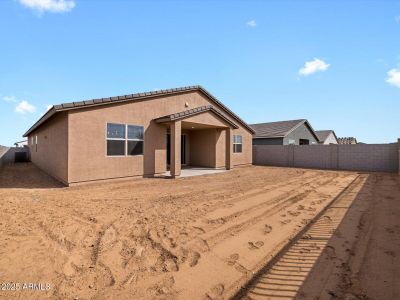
[299, 58, 330, 76]
[386, 68, 400, 88]
[19, 0, 75, 14]
[15, 101, 36, 114]
[246, 20, 257, 27]
[46, 104, 53, 110]
[2, 96, 17, 103]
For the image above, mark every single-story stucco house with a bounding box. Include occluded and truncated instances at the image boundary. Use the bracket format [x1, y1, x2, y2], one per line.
[315, 130, 338, 144]
[23, 86, 254, 186]
[250, 119, 320, 146]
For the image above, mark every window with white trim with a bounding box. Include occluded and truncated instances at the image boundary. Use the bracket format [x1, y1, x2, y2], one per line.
[233, 135, 242, 153]
[35, 135, 38, 152]
[106, 123, 144, 156]
[127, 125, 144, 155]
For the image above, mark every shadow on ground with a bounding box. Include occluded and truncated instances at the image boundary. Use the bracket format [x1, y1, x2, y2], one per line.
[234, 173, 400, 300]
[0, 163, 64, 189]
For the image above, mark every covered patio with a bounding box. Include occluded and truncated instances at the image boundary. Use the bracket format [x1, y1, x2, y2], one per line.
[155, 105, 239, 177]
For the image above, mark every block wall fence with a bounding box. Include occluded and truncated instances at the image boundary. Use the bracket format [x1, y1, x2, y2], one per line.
[0, 146, 30, 168]
[253, 139, 400, 173]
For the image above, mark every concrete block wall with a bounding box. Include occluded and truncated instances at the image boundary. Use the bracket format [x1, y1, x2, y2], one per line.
[0, 146, 10, 168]
[0, 146, 30, 167]
[253, 140, 400, 173]
[337, 143, 398, 172]
[253, 145, 290, 167]
[293, 145, 331, 169]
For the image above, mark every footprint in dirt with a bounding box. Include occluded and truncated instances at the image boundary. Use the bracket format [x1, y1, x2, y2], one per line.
[263, 224, 273, 234]
[288, 211, 301, 217]
[189, 238, 210, 253]
[325, 246, 337, 259]
[192, 226, 206, 234]
[297, 205, 305, 211]
[204, 283, 224, 299]
[248, 241, 264, 250]
[227, 253, 239, 266]
[99, 225, 118, 252]
[187, 251, 201, 267]
[280, 219, 291, 225]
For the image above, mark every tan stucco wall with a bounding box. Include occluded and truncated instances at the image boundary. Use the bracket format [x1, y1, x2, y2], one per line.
[32, 90, 252, 184]
[28, 113, 69, 184]
[189, 129, 218, 168]
[232, 127, 253, 166]
[215, 129, 227, 168]
[183, 111, 230, 128]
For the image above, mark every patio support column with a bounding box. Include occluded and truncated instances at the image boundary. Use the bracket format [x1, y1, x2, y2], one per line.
[225, 127, 232, 170]
[170, 120, 181, 177]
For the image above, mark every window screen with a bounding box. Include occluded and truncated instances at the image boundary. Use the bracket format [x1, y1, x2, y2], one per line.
[106, 123, 144, 156]
[127, 125, 144, 156]
[107, 123, 126, 156]
[233, 135, 243, 153]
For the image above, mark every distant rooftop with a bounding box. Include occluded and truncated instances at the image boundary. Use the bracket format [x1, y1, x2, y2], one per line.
[338, 137, 357, 144]
[315, 130, 337, 142]
[250, 119, 307, 138]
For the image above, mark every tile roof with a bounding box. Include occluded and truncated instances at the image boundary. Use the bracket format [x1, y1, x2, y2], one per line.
[23, 86, 254, 136]
[338, 137, 358, 144]
[250, 119, 306, 138]
[154, 105, 239, 128]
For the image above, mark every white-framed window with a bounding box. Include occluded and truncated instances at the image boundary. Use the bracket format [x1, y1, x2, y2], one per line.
[233, 135, 242, 153]
[106, 123, 144, 156]
[35, 135, 38, 152]
[127, 125, 144, 155]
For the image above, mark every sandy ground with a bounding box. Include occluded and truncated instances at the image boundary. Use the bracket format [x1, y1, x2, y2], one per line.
[0, 163, 397, 300]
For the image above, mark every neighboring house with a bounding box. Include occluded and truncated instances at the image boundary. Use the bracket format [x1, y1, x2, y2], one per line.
[23, 86, 254, 185]
[250, 119, 320, 145]
[315, 130, 338, 144]
[338, 137, 357, 144]
[14, 140, 28, 148]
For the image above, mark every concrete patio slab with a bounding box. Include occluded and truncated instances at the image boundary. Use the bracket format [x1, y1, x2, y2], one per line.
[164, 167, 228, 178]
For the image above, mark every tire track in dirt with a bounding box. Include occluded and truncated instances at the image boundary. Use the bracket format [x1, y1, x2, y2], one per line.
[202, 173, 329, 221]
[202, 175, 343, 248]
[205, 174, 339, 227]
[146, 172, 317, 219]
[231, 175, 365, 300]
[184, 173, 339, 238]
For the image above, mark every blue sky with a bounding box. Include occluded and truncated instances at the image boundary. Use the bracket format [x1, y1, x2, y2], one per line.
[1, 0, 399, 145]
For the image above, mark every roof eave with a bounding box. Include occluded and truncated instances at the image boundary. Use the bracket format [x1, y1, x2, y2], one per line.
[253, 135, 285, 139]
[23, 86, 254, 136]
[23, 108, 58, 137]
[155, 105, 240, 129]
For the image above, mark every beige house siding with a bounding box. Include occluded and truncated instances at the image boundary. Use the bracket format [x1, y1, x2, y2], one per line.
[27, 90, 252, 185]
[28, 113, 69, 184]
[189, 129, 217, 168]
[233, 127, 253, 166]
[322, 132, 338, 144]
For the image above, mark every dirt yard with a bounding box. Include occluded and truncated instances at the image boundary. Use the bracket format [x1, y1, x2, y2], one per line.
[0, 164, 398, 300]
